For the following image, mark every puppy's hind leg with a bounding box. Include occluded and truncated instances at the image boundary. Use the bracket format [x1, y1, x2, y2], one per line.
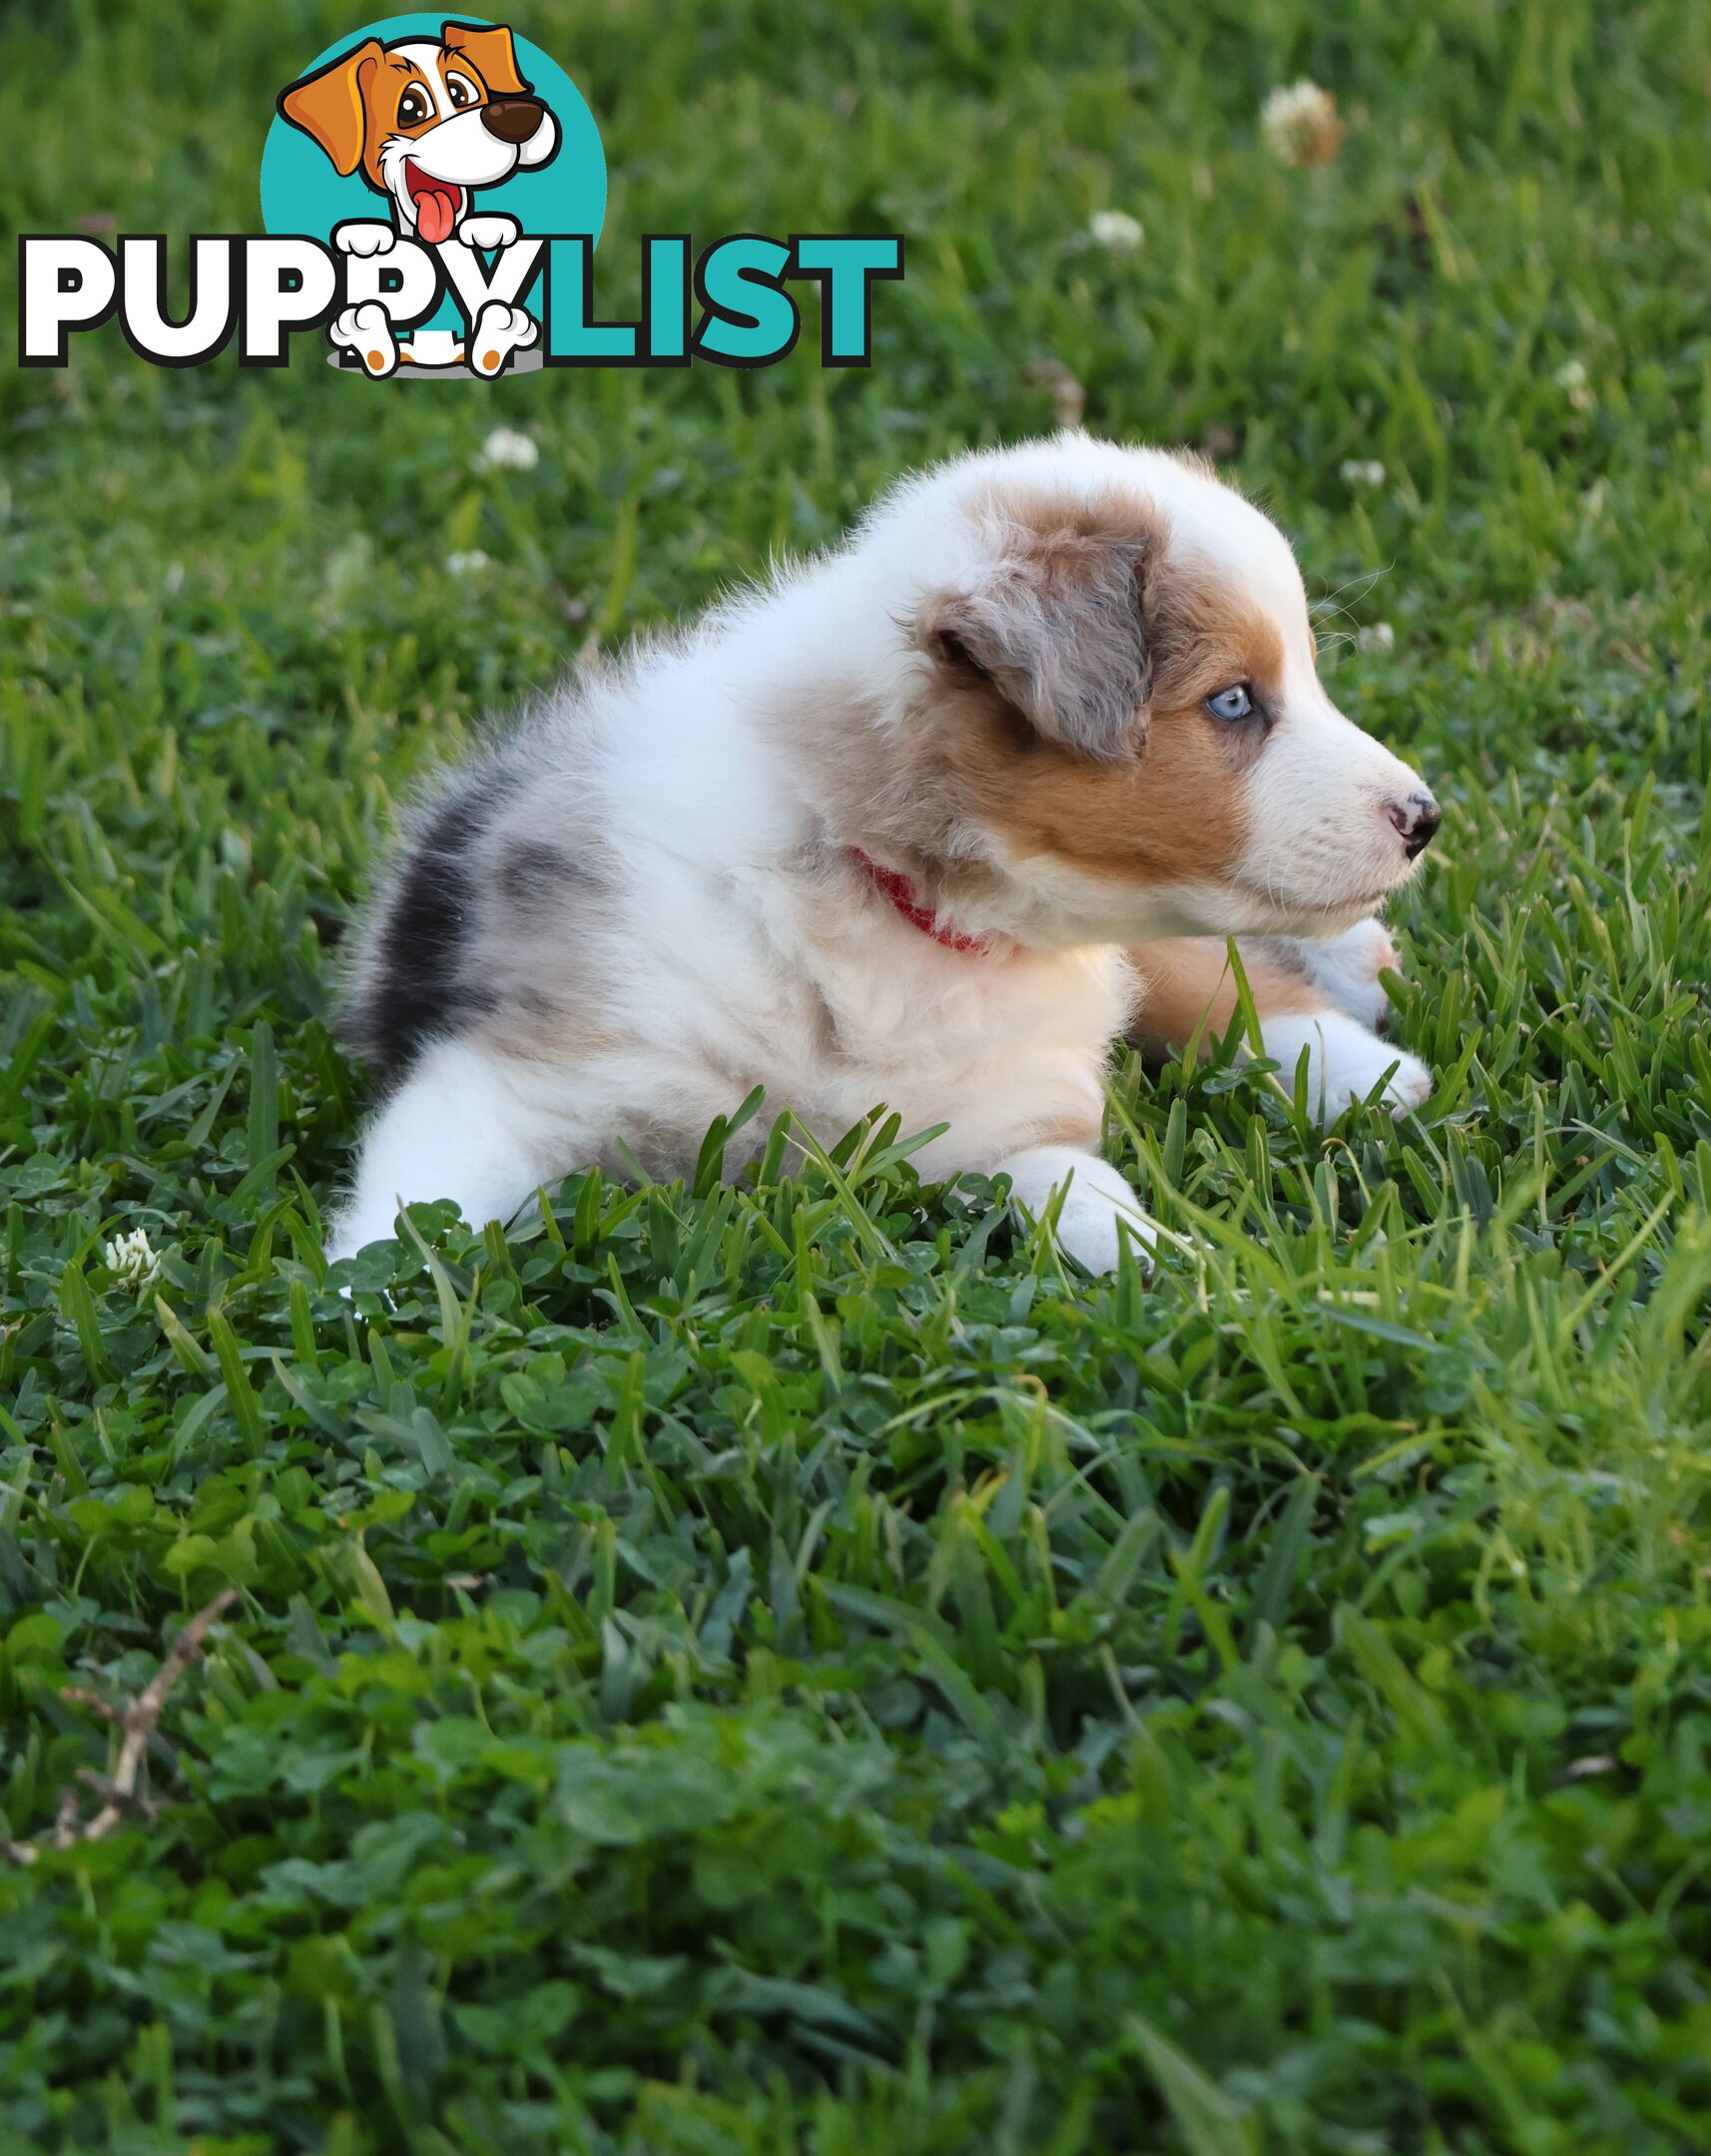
[326, 1038, 568, 1263]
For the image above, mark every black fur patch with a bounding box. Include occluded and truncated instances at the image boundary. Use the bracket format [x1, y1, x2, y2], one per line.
[497, 837, 590, 915]
[350, 781, 501, 1088]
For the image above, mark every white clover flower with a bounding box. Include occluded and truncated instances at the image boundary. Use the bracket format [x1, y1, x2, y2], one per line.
[1088, 210, 1144, 255]
[1357, 621, 1396, 655]
[1262, 80, 1345, 167]
[446, 550, 492, 577]
[476, 425, 539, 473]
[103, 1228, 159, 1289]
[1554, 357, 1592, 410]
[1340, 458, 1387, 490]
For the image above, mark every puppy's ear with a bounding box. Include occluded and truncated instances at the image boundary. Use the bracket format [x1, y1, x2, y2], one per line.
[278, 38, 383, 178]
[919, 528, 1155, 761]
[442, 20, 531, 97]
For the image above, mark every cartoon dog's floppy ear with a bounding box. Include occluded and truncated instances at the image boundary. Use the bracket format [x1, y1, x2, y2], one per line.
[442, 20, 530, 97]
[278, 37, 383, 178]
[919, 526, 1157, 763]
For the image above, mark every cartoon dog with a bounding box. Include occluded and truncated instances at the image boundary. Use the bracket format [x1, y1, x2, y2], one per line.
[278, 20, 559, 376]
[327, 434, 1441, 1275]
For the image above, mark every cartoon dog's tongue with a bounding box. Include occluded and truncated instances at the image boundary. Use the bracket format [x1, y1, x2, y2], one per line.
[406, 163, 461, 245]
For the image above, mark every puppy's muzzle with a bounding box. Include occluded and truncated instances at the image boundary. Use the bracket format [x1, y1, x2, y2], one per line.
[481, 97, 547, 144]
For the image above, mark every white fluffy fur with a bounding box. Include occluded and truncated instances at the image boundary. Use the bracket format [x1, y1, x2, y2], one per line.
[329, 434, 1436, 1275]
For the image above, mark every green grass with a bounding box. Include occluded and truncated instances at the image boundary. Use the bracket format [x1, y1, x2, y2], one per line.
[4, 0, 1711, 2148]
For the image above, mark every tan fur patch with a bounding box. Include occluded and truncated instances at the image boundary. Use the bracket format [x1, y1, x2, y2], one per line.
[929, 546, 1288, 888]
[967, 477, 1155, 545]
[1149, 556, 1287, 712]
[1127, 936, 1327, 1054]
[1021, 1110, 1105, 1150]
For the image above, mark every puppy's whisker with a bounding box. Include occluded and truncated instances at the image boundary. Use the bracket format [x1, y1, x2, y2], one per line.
[1312, 561, 1394, 606]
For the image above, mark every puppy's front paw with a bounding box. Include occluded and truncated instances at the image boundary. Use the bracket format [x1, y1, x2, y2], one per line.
[468, 301, 538, 376]
[1052, 1185, 1157, 1275]
[329, 301, 397, 378]
[997, 1145, 1156, 1277]
[332, 221, 397, 259]
[457, 214, 521, 251]
[1260, 1010, 1431, 1126]
[1288, 918, 1402, 1032]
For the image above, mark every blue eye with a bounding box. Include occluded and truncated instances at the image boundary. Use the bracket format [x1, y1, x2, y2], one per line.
[1207, 684, 1254, 722]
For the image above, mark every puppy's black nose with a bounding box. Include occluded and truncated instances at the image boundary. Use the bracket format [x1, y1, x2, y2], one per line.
[481, 97, 545, 144]
[1388, 791, 1441, 858]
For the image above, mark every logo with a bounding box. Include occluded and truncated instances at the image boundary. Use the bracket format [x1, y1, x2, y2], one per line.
[17, 14, 903, 379]
[268, 15, 597, 376]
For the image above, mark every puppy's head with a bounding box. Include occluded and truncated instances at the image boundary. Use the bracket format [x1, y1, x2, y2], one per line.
[279, 22, 560, 243]
[869, 435, 1437, 945]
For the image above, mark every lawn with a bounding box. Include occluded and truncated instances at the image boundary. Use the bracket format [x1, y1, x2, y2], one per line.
[3, 0, 1711, 2149]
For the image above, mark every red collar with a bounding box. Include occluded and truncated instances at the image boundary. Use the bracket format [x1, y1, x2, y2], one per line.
[849, 847, 994, 955]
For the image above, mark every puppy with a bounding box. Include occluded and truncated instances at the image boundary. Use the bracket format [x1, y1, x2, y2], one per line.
[328, 433, 1439, 1274]
[278, 20, 558, 374]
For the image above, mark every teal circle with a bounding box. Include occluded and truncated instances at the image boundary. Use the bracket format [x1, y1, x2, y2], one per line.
[261, 14, 604, 332]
